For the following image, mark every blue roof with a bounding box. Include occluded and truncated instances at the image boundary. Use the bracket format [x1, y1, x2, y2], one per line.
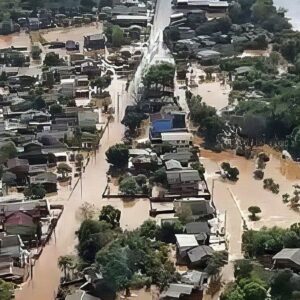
[152, 119, 173, 134]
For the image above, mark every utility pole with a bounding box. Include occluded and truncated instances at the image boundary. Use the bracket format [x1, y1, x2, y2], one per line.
[117, 92, 120, 121]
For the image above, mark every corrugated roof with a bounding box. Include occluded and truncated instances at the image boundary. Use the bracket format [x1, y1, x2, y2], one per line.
[187, 245, 214, 263]
[175, 234, 198, 248]
[273, 248, 300, 266]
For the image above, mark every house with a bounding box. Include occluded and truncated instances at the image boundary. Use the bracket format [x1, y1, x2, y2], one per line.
[197, 50, 221, 64]
[161, 132, 192, 148]
[66, 40, 79, 51]
[18, 141, 48, 165]
[0, 233, 24, 261]
[30, 172, 57, 193]
[111, 15, 148, 27]
[174, 198, 215, 218]
[28, 18, 40, 30]
[84, 34, 105, 50]
[161, 151, 193, 166]
[6, 158, 29, 185]
[150, 111, 186, 140]
[166, 169, 200, 196]
[4, 211, 37, 240]
[181, 270, 208, 289]
[187, 245, 214, 267]
[0, 199, 50, 219]
[185, 221, 211, 244]
[165, 159, 183, 171]
[60, 78, 76, 97]
[78, 111, 99, 128]
[160, 284, 194, 299]
[273, 248, 300, 271]
[175, 234, 198, 264]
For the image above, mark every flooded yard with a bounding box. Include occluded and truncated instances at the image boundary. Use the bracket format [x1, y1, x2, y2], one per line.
[42, 22, 103, 53]
[200, 148, 300, 233]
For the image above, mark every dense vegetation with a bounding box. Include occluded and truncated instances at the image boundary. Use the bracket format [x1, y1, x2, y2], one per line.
[242, 223, 300, 258]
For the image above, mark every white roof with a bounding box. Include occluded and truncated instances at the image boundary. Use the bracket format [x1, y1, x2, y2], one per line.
[175, 234, 198, 248]
[115, 15, 148, 20]
[161, 132, 192, 141]
[61, 78, 75, 84]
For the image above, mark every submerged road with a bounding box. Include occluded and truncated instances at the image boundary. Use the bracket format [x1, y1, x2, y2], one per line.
[16, 1, 174, 299]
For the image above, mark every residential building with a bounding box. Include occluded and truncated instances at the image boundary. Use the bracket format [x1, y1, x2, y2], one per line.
[161, 132, 192, 148]
[185, 221, 211, 244]
[273, 248, 300, 271]
[187, 245, 214, 267]
[174, 198, 215, 218]
[175, 234, 198, 264]
[84, 34, 105, 50]
[78, 111, 99, 128]
[166, 169, 200, 196]
[111, 15, 148, 27]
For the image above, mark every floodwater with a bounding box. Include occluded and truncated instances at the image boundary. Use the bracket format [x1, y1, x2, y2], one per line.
[42, 23, 103, 53]
[200, 148, 300, 232]
[15, 0, 174, 296]
[0, 31, 31, 49]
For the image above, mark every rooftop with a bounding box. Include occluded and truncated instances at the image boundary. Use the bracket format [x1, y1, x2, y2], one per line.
[273, 248, 300, 266]
[175, 234, 198, 248]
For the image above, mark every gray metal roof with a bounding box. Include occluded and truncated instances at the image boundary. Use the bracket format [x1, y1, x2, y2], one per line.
[187, 245, 214, 263]
[185, 221, 210, 235]
[273, 248, 300, 266]
[165, 159, 183, 170]
[160, 283, 193, 299]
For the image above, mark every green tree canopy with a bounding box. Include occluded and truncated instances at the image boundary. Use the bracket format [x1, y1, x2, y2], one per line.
[105, 144, 129, 168]
[99, 205, 121, 228]
[143, 63, 175, 90]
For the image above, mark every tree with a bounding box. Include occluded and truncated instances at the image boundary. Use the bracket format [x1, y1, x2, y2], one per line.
[50, 104, 63, 115]
[227, 167, 240, 181]
[201, 115, 225, 145]
[156, 221, 184, 244]
[31, 44, 41, 59]
[119, 177, 141, 195]
[143, 63, 175, 91]
[270, 269, 293, 299]
[205, 251, 228, 276]
[106, 144, 129, 168]
[191, 162, 205, 179]
[243, 281, 267, 300]
[221, 283, 245, 300]
[150, 168, 167, 186]
[0, 279, 14, 300]
[175, 205, 193, 224]
[0, 141, 17, 164]
[80, 0, 95, 9]
[23, 184, 46, 199]
[248, 206, 261, 221]
[78, 202, 96, 220]
[77, 219, 116, 262]
[58, 255, 75, 280]
[91, 75, 112, 95]
[139, 220, 158, 239]
[228, 1, 242, 23]
[112, 25, 124, 48]
[57, 163, 72, 178]
[99, 0, 113, 9]
[32, 96, 46, 110]
[121, 112, 147, 133]
[234, 260, 253, 280]
[44, 52, 63, 66]
[99, 205, 121, 228]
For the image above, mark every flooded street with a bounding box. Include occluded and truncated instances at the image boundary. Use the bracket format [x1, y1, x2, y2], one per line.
[15, 0, 172, 298]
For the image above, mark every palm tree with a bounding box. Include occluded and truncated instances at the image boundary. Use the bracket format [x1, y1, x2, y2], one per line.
[58, 255, 74, 280]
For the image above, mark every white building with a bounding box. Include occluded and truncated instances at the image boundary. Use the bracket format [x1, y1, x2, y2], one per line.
[161, 132, 192, 148]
